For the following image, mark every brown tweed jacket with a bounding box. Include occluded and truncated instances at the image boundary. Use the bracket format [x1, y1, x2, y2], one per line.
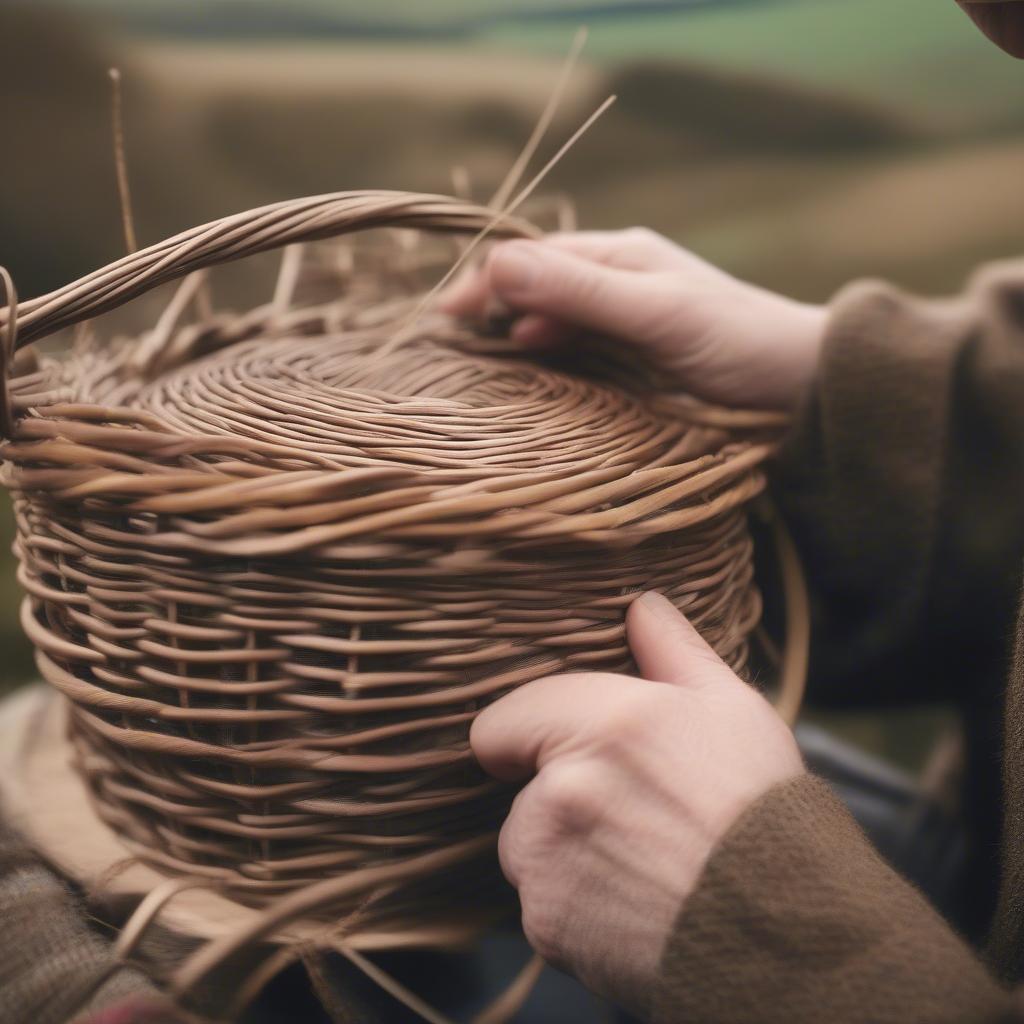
[657, 262, 1024, 1022]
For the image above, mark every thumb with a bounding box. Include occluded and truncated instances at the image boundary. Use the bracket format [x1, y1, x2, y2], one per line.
[485, 240, 671, 343]
[626, 591, 729, 688]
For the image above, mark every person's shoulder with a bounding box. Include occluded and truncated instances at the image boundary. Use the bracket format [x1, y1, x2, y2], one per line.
[957, 2, 1024, 58]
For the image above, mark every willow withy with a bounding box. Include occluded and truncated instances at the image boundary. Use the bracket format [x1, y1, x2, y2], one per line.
[0, 191, 795, 1020]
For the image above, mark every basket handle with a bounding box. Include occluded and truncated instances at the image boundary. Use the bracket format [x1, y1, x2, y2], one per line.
[0, 190, 537, 434]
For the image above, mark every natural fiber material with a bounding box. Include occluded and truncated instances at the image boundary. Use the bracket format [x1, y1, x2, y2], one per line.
[0, 191, 781, 959]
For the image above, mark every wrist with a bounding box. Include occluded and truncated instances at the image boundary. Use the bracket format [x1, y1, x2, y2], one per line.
[776, 299, 827, 409]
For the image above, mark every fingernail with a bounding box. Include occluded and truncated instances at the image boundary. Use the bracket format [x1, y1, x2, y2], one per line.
[491, 243, 541, 298]
[436, 275, 471, 313]
[635, 591, 679, 623]
[510, 315, 548, 347]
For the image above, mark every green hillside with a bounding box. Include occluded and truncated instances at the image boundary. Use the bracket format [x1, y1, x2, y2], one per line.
[52, 0, 1024, 131]
[53, 0, 750, 38]
[487, 0, 1024, 131]
[58, 0, 758, 23]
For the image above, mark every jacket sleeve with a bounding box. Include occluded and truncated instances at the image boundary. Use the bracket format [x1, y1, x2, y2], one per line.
[654, 773, 1022, 1024]
[772, 263, 1024, 706]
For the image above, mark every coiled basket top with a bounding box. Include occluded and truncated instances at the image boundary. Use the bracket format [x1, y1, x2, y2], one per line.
[0, 192, 794, 960]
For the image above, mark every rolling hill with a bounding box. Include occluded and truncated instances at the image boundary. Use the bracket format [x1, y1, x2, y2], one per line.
[56, 0, 771, 35]
[2, 1, 1024, 691]
[44, 0, 1024, 133]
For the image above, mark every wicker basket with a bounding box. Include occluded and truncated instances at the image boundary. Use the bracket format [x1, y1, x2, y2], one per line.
[0, 191, 797, 993]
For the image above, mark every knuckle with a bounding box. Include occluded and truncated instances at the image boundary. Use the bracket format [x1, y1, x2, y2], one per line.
[561, 263, 606, 306]
[497, 815, 526, 888]
[534, 760, 605, 833]
[624, 225, 660, 247]
[591, 685, 667, 749]
[623, 226, 679, 263]
[521, 899, 564, 964]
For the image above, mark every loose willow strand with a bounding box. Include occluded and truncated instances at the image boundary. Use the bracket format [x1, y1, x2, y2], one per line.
[0, 190, 799, 1023]
[108, 68, 138, 255]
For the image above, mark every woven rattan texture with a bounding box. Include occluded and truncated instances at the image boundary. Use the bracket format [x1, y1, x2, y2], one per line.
[0, 192, 779, 941]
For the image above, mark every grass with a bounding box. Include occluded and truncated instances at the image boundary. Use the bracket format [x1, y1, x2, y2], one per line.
[485, 0, 1024, 132]
[59, 0, 1024, 130]
[686, 138, 1024, 298]
[0, 7, 922, 298]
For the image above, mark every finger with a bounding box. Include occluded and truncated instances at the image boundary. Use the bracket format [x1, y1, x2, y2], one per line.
[470, 673, 637, 783]
[510, 313, 577, 349]
[543, 231, 653, 269]
[442, 232, 679, 320]
[545, 228, 683, 272]
[438, 236, 633, 316]
[437, 265, 491, 317]
[625, 591, 727, 688]
[483, 240, 671, 344]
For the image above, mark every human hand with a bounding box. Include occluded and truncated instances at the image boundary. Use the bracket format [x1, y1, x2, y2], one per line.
[441, 229, 826, 409]
[470, 592, 804, 1014]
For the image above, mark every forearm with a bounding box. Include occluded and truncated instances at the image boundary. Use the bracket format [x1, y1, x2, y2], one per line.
[772, 264, 1024, 705]
[656, 774, 1021, 1024]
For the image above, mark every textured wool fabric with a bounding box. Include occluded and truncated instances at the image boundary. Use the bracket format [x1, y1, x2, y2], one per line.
[773, 267, 1024, 712]
[773, 264, 1024, 938]
[0, 822, 180, 1024]
[991, 600, 1024, 978]
[957, 1, 1024, 58]
[656, 263, 1024, 1021]
[79, 998, 187, 1024]
[655, 776, 1018, 1024]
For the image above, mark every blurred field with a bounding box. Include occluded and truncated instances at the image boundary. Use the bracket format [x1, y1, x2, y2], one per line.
[488, 0, 1024, 133]
[68, 0, 1024, 129]
[1, 0, 1023, 705]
